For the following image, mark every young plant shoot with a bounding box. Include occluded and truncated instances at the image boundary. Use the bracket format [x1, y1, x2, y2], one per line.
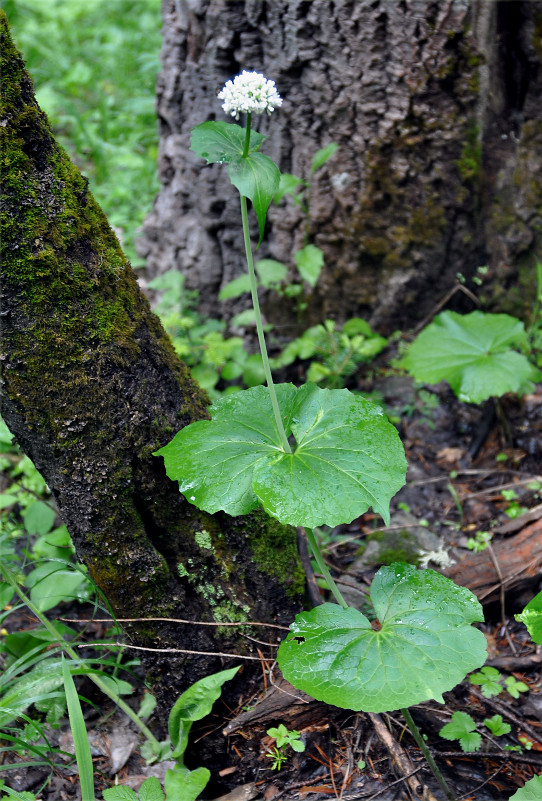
[155, 72, 487, 800]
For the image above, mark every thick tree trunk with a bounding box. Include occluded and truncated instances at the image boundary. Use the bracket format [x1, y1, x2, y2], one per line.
[137, 0, 542, 337]
[0, 12, 304, 717]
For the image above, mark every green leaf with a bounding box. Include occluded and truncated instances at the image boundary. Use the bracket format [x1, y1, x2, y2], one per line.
[227, 152, 280, 244]
[295, 245, 324, 287]
[255, 259, 288, 287]
[439, 711, 482, 752]
[274, 172, 305, 203]
[190, 121, 265, 164]
[62, 656, 95, 801]
[25, 563, 87, 612]
[103, 788, 138, 801]
[139, 777, 165, 801]
[156, 384, 406, 528]
[218, 274, 251, 301]
[515, 590, 542, 644]
[23, 501, 56, 536]
[484, 714, 511, 736]
[231, 309, 257, 327]
[277, 563, 486, 712]
[311, 142, 338, 174]
[0, 494, 18, 510]
[168, 667, 239, 760]
[504, 676, 529, 699]
[0, 581, 14, 608]
[469, 666, 503, 698]
[399, 311, 539, 403]
[509, 775, 542, 800]
[164, 766, 210, 801]
[342, 318, 374, 337]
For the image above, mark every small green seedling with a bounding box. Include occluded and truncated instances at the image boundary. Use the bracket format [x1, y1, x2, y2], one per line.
[504, 676, 529, 699]
[484, 714, 511, 736]
[265, 723, 305, 770]
[439, 711, 481, 752]
[104, 777, 165, 801]
[399, 310, 540, 404]
[469, 665, 504, 698]
[466, 530, 493, 552]
[267, 723, 305, 752]
[469, 666, 528, 699]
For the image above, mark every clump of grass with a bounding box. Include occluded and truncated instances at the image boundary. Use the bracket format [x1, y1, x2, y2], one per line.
[2, 0, 161, 265]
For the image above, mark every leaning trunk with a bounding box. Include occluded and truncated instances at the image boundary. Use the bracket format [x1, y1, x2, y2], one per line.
[0, 11, 304, 716]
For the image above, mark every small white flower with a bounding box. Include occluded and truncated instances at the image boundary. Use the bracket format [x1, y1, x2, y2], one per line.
[218, 70, 282, 120]
[418, 546, 456, 570]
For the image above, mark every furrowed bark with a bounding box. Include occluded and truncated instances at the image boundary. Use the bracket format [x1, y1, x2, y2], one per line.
[0, 10, 304, 717]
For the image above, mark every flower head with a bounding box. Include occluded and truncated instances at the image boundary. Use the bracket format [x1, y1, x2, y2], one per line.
[218, 70, 282, 120]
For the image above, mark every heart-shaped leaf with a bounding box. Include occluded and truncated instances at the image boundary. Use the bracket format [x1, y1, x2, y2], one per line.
[399, 311, 540, 403]
[277, 563, 487, 712]
[515, 590, 542, 644]
[155, 384, 406, 528]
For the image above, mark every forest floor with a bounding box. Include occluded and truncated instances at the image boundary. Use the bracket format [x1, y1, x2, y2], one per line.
[2, 372, 542, 801]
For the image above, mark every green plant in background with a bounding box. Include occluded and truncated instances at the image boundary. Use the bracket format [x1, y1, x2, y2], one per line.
[515, 589, 542, 644]
[155, 70, 489, 801]
[2, 0, 161, 264]
[469, 666, 528, 699]
[272, 318, 387, 388]
[398, 310, 540, 404]
[265, 723, 305, 770]
[439, 711, 481, 752]
[219, 142, 338, 314]
[466, 530, 493, 552]
[526, 260, 542, 369]
[484, 714, 511, 737]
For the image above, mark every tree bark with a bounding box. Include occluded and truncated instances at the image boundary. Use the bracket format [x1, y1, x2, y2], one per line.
[137, 0, 542, 337]
[0, 11, 304, 718]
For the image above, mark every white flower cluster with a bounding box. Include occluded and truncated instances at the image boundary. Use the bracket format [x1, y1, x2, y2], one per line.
[218, 70, 282, 119]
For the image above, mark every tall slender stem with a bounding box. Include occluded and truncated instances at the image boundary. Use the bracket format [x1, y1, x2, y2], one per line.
[401, 707, 456, 801]
[306, 528, 348, 609]
[243, 111, 252, 157]
[240, 195, 291, 453]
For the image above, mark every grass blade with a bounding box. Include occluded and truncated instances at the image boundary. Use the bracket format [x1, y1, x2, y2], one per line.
[62, 656, 95, 801]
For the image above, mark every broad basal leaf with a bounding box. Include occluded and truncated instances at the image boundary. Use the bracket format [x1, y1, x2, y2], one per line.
[164, 766, 210, 801]
[277, 563, 487, 712]
[399, 311, 539, 404]
[515, 590, 542, 644]
[509, 775, 542, 801]
[155, 384, 406, 528]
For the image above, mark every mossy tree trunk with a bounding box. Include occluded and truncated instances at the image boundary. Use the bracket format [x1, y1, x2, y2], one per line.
[137, 0, 542, 335]
[0, 11, 304, 716]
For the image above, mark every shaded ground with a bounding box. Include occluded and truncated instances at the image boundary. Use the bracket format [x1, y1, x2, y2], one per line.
[2, 371, 542, 801]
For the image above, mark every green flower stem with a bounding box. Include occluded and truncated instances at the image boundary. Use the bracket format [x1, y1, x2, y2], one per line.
[306, 528, 348, 609]
[240, 192, 291, 454]
[401, 707, 455, 801]
[242, 111, 252, 157]
[0, 564, 161, 752]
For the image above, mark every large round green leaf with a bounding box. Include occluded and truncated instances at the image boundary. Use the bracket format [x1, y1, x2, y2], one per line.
[399, 311, 540, 403]
[277, 563, 487, 712]
[155, 383, 406, 528]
